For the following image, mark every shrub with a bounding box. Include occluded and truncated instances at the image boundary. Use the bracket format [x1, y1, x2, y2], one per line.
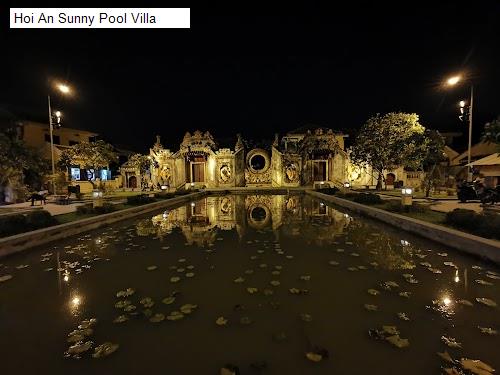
[446, 188, 455, 196]
[94, 203, 116, 214]
[25, 210, 56, 229]
[318, 187, 339, 195]
[0, 210, 56, 238]
[352, 193, 383, 205]
[76, 204, 93, 215]
[445, 209, 500, 240]
[127, 194, 155, 205]
[0, 214, 27, 237]
[445, 209, 478, 231]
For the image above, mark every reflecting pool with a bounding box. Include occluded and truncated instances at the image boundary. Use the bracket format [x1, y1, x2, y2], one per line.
[0, 194, 499, 374]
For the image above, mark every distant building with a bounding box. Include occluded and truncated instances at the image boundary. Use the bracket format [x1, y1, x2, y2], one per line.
[468, 153, 500, 187]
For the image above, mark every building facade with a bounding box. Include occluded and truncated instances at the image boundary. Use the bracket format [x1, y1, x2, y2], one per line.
[125, 127, 350, 190]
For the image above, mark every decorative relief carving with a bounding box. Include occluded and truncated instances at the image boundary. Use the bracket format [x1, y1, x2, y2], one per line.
[285, 163, 299, 183]
[219, 163, 232, 183]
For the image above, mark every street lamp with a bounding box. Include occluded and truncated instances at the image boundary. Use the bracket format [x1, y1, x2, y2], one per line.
[445, 74, 474, 182]
[48, 83, 72, 194]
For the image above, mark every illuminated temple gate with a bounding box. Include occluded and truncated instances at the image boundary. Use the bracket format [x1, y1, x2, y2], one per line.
[141, 126, 349, 190]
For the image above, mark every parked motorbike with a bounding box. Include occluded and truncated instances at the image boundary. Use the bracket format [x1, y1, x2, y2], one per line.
[457, 181, 500, 204]
[480, 185, 500, 205]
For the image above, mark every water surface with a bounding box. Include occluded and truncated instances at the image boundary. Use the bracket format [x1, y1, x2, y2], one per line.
[1, 194, 499, 374]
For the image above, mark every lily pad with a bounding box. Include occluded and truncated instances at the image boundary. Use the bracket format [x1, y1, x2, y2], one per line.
[399, 291, 411, 298]
[162, 296, 176, 305]
[300, 313, 313, 322]
[146, 265, 157, 271]
[149, 313, 165, 323]
[180, 304, 198, 314]
[478, 326, 498, 335]
[460, 358, 495, 374]
[328, 261, 339, 266]
[263, 288, 274, 296]
[78, 319, 97, 329]
[166, 311, 184, 321]
[364, 304, 378, 311]
[397, 312, 410, 321]
[441, 336, 462, 348]
[382, 325, 399, 335]
[270, 280, 280, 287]
[386, 335, 410, 348]
[233, 277, 245, 283]
[216, 316, 228, 326]
[367, 289, 380, 296]
[113, 315, 129, 323]
[66, 341, 93, 358]
[271, 270, 281, 276]
[247, 287, 258, 294]
[0, 275, 13, 283]
[457, 299, 474, 307]
[170, 276, 181, 283]
[115, 300, 131, 309]
[476, 298, 497, 307]
[124, 304, 137, 312]
[185, 272, 195, 278]
[92, 342, 119, 358]
[244, 269, 254, 275]
[116, 288, 135, 298]
[299, 275, 311, 281]
[305, 352, 323, 362]
[140, 297, 154, 308]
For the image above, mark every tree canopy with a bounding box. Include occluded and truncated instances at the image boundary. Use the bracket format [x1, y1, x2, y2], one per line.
[126, 153, 151, 173]
[350, 112, 431, 187]
[59, 140, 117, 180]
[0, 127, 47, 189]
[482, 116, 500, 146]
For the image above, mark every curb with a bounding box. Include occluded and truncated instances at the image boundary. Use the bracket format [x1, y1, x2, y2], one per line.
[307, 190, 500, 265]
[0, 191, 207, 259]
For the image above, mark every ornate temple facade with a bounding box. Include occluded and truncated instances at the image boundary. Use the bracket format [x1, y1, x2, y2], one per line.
[132, 126, 349, 190]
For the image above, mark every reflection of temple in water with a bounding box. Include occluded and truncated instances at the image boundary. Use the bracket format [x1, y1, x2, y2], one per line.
[137, 194, 352, 247]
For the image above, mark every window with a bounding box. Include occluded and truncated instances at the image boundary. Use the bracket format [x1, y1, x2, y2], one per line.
[44, 134, 61, 144]
[100, 169, 111, 181]
[250, 155, 266, 170]
[69, 140, 79, 146]
[70, 167, 81, 181]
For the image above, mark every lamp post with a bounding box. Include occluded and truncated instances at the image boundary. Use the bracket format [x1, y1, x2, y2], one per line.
[446, 75, 474, 182]
[47, 83, 71, 194]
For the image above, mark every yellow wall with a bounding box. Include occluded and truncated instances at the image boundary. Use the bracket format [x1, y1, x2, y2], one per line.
[20, 121, 98, 149]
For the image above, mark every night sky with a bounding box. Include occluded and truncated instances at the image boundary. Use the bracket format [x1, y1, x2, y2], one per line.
[2, 2, 500, 153]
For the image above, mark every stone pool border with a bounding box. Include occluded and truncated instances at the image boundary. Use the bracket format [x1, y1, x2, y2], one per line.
[307, 190, 500, 265]
[0, 191, 207, 258]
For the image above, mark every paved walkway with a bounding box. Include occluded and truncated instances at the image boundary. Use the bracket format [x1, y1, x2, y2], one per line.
[0, 201, 84, 216]
[428, 200, 484, 213]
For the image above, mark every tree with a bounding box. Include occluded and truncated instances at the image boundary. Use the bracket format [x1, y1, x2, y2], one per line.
[351, 112, 430, 190]
[482, 116, 500, 146]
[59, 140, 117, 187]
[0, 127, 48, 201]
[421, 130, 446, 197]
[126, 153, 152, 188]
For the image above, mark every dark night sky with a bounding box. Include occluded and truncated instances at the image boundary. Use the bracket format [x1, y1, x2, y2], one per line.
[2, 1, 500, 152]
